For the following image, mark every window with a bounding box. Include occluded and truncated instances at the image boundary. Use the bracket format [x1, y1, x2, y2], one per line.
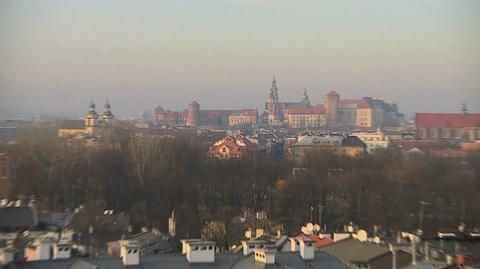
[208, 246, 213, 250]
[128, 250, 132, 254]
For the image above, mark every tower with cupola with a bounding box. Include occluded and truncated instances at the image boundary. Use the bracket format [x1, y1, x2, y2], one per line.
[101, 100, 115, 123]
[85, 101, 99, 134]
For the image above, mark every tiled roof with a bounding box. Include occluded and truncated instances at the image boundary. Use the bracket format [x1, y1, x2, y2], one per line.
[189, 101, 200, 107]
[338, 99, 362, 105]
[357, 98, 372, 109]
[342, 136, 367, 148]
[295, 233, 334, 248]
[155, 106, 165, 113]
[416, 113, 480, 128]
[287, 105, 326, 115]
[321, 239, 392, 267]
[327, 90, 340, 97]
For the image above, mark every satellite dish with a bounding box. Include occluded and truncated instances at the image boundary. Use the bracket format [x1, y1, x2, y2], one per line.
[357, 230, 368, 242]
[301, 227, 310, 235]
[245, 230, 252, 239]
[313, 224, 321, 232]
[306, 223, 314, 232]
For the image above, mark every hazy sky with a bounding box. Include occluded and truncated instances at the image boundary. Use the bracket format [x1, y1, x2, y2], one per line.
[1, 0, 479, 118]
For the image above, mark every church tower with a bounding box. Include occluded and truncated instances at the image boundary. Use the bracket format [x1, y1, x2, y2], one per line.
[266, 77, 281, 124]
[301, 88, 311, 107]
[85, 101, 99, 134]
[101, 100, 115, 123]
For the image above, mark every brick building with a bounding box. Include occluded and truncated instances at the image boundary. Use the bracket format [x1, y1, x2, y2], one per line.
[416, 113, 480, 141]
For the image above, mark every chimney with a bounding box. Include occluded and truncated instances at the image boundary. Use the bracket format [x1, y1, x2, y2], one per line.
[168, 210, 176, 237]
[120, 240, 139, 266]
[389, 244, 397, 269]
[411, 239, 417, 265]
[446, 254, 453, 266]
[255, 228, 264, 239]
[456, 255, 465, 267]
[254, 247, 276, 265]
[424, 242, 429, 261]
[241, 239, 269, 256]
[299, 238, 315, 260]
[185, 240, 215, 263]
[288, 237, 300, 252]
[52, 242, 71, 260]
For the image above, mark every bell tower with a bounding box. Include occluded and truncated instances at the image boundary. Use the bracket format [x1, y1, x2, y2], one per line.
[85, 101, 99, 133]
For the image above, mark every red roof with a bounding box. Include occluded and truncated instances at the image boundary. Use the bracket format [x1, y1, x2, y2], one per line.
[339, 99, 362, 105]
[326, 90, 339, 97]
[189, 101, 200, 107]
[155, 105, 165, 113]
[287, 104, 326, 115]
[208, 135, 257, 157]
[416, 113, 480, 128]
[295, 232, 334, 248]
[357, 98, 372, 109]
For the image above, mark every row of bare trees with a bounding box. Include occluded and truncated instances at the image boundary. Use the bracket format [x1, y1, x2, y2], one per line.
[7, 126, 480, 240]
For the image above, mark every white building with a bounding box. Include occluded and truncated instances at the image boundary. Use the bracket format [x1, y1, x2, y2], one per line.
[352, 128, 389, 153]
[184, 240, 215, 263]
[120, 240, 140, 266]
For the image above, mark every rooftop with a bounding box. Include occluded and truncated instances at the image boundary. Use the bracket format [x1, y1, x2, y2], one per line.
[416, 113, 480, 128]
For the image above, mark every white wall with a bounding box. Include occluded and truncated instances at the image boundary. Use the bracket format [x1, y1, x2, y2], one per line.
[254, 249, 275, 264]
[53, 245, 71, 260]
[299, 239, 315, 260]
[186, 244, 215, 263]
[120, 242, 139, 266]
[25, 241, 52, 262]
[0, 248, 14, 266]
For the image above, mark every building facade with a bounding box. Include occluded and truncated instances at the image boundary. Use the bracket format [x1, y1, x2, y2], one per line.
[416, 113, 480, 142]
[155, 102, 257, 128]
[58, 101, 115, 138]
[207, 134, 257, 159]
[263, 78, 400, 129]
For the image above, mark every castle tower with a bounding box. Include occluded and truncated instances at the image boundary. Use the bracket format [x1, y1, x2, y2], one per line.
[187, 101, 200, 127]
[301, 88, 311, 107]
[325, 91, 340, 124]
[266, 77, 281, 124]
[85, 101, 99, 133]
[101, 100, 114, 123]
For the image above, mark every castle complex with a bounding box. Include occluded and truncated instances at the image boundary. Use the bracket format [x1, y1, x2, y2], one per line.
[155, 102, 258, 128]
[154, 78, 401, 129]
[264, 78, 401, 129]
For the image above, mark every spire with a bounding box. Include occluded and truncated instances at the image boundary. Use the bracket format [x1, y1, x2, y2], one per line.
[87, 100, 98, 117]
[104, 100, 111, 110]
[270, 76, 279, 102]
[89, 100, 95, 110]
[102, 100, 114, 119]
[302, 88, 311, 106]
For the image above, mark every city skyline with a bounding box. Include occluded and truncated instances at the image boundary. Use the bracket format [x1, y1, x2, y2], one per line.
[1, 0, 479, 118]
